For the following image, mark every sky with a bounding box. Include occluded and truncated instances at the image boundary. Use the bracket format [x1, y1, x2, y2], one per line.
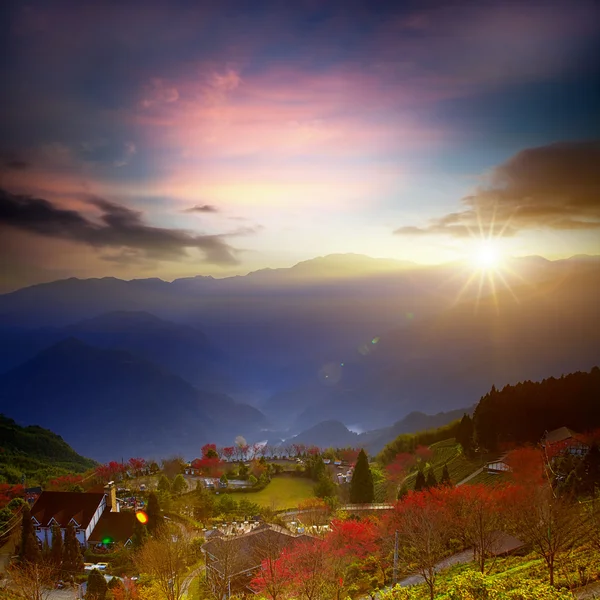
[0, 0, 599, 291]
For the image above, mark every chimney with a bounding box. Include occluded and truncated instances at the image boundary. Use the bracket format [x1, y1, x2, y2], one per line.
[104, 481, 119, 512]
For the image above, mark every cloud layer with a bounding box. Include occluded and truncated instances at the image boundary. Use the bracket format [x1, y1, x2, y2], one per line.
[395, 140, 600, 238]
[0, 189, 239, 265]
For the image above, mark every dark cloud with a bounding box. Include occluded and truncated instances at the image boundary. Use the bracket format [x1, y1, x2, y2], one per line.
[395, 140, 600, 238]
[0, 189, 239, 266]
[184, 204, 219, 213]
[5, 159, 30, 170]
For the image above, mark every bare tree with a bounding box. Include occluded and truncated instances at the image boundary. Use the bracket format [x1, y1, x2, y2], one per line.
[9, 560, 55, 600]
[506, 485, 584, 586]
[393, 495, 451, 600]
[204, 536, 245, 600]
[134, 526, 191, 600]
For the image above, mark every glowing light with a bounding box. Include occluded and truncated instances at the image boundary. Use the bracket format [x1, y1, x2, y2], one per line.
[102, 537, 112, 544]
[473, 240, 502, 269]
[136, 511, 148, 524]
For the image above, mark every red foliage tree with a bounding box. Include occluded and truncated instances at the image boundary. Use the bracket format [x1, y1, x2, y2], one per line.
[505, 446, 546, 486]
[201, 443, 218, 459]
[0, 484, 25, 508]
[128, 457, 146, 476]
[222, 446, 234, 461]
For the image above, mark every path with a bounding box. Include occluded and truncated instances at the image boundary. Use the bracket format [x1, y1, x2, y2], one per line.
[576, 582, 600, 599]
[396, 549, 474, 587]
[456, 453, 508, 486]
[182, 565, 205, 598]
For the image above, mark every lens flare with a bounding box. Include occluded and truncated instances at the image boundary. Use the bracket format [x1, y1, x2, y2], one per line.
[136, 511, 148, 524]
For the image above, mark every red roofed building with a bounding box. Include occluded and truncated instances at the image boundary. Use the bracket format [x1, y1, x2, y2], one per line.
[30, 482, 120, 547]
[542, 427, 590, 460]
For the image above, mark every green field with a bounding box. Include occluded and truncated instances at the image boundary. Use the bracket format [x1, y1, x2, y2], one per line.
[248, 476, 315, 510]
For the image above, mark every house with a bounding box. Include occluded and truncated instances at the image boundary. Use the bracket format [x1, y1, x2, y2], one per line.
[202, 523, 313, 596]
[30, 482, 120, 547]
[88, 511, 136, 547]
[542, 427, 589, 459]
[486, 460, 511, 473]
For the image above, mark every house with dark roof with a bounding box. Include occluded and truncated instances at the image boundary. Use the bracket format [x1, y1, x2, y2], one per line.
[542, 427, 589, 459]
[202, 523, 313, 596]
[30, 482, 122, 547]
[88, 511, 136, 547]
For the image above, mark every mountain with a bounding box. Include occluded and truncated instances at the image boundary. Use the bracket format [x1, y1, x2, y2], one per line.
[284, 407, 471, 453]
[0, 254, 598, 436]
[0, 338, 268, 461]
[63, 311, 233, 392]
[0, 413, 96, 485]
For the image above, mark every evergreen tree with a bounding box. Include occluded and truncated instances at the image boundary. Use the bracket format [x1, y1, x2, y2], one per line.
[440, 464, 452, 486]
[349, 449, 374, 503]
[314, 473, 337, 499]
[456, 414, 474, 456]
[131, 516, 148, 549]
[50, 524, 63, 569]
[414, 469, 426, 492]
[157, 475, 171, 493]
[578, 444, 600, 495]
[19, 505, 41, 563]
[309, 455, 326, 481]
[171, 474, 187, 495]
[425, 467, 438, 489]
[62, 523, 84, 578]
[146, 492, 164, 534]
[397, 483, 409, 500]
[86, 568, 108, 600]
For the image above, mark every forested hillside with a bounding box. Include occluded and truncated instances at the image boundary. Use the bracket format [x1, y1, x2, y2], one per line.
[474, 367, 600, 450]
[0, 414, 96, 485]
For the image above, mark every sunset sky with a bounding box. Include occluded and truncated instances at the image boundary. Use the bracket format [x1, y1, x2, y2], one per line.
[1, 0, 599, 291]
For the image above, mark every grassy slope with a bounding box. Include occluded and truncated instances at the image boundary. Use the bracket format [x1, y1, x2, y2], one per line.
[401, 438, 489, 489]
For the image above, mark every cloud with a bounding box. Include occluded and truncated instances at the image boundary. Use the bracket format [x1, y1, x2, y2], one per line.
[395, 140, 600, 238]
[114, 141, 137, 167]
[0, 189, 239, 265]
[4, 158, 30, 170]
[184, 204, 219, 213]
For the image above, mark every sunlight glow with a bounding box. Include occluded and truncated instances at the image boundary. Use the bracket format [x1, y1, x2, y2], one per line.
[473, 240, 502, 269]
[135, 511, 148, 524]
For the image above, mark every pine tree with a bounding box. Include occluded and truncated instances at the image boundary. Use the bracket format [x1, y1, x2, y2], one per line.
[349, 449, 374, 503]
[440, 464, 452, 487]
[87, 568, 108, 600]
[414, 469, 426, 492]
[50, 524, 63, 569]
[131, 515, 148, 548]
[578, 443, 600, 494]
[19, 505, 41, 563]
[172, 474, 187, 495]
[425, 467, 438, 489]
[456, 414, 474, 456]
[397, 483, 409, 500]
[62, 523, 83, 578]
[146, 492, 164, 534]
[157, 475, 171, 493]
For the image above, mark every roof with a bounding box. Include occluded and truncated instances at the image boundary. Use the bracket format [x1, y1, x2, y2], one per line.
[203, 525, 312, 577]
[544, 427, 577, 445]
[88, 511, 136, 545]
[490, 531, 525, 556]
[31, 492, 105, 529]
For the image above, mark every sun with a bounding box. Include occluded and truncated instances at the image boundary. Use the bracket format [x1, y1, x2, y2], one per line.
[473, 239, 503, 269]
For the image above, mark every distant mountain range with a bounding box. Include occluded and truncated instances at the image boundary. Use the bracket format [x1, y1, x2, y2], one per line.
[0, 337, 267, 461]
[0, 253, 598, 460]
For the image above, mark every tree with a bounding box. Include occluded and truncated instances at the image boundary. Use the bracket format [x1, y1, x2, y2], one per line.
[146, 492, 164, 534]
[50, 524, 63, 571]
[456, 414, 474, 456]
[134, 528, 190, 600]
[414, 469, 426, 492]
[87, 568, 108, 599]
[425, 467, 437, 489]
[390, 491, 451, 600]
[9, 560, 54, 600]
[62, 523, 84, 579]
[314, 474, 337, 499]
[440, 464, 452, 486]
[350, 449, 374, 504]
[131, 516, 149, 549]
[171, 474, 187, 496]
[19, 505, 41, 564]
[504, 484, 584, 586]
[577, 443, 600, 495]
[157, 475, 171, 493]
